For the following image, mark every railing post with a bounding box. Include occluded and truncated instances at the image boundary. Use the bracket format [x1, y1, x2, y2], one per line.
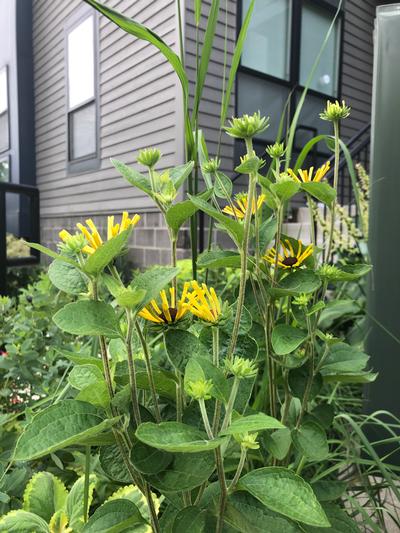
[0, 188, 6, 295]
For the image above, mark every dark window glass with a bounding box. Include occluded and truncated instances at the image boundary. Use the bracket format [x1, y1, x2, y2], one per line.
[0, 66, 9, 153]
[69, 102, 96, 160]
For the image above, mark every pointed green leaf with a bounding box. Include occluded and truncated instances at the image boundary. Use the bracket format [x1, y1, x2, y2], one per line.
[292, 421, 329, 461]
[131, 266, 180, 308]
[170, 161, 195, 190]
[197, 250, 241, 269]
[53, 301, 120, 338]
[237, 467, 330, 527]
[66, 475, 97, 532]
[268, 270, 321, 298]
[264, 428, 292, 461]
[172, 506, 207, 533]
[82, 499, 146, 532]
[301, 182, 336, 206]
[84, 229, 132, 275]
[48, 260, 88, 294]
[77, 382, 110, 409]
[166, 189, 213, 237]
[0, 510, 49, 533]
[214, 171, 233, 199]
[68, 364, 104, 390]
[220, 413, 285, 436]
[136, 422, 225, 453]
[27, 242, 78, 267]
[165, 329, 209, 372]
[111, 159, 152, 196]
[23, 472, 67, 523]
[270, 181, 300, 201]
[272, 325, 308, 356]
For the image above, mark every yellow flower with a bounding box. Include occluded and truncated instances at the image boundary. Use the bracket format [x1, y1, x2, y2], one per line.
[288, 161, 330, 183]
[222, 193, 265, 220]
[139, 283, 190, 324]
[67, 212, 140, 255]
[264, 239, 313, 269]
[186, 281, 221, 323]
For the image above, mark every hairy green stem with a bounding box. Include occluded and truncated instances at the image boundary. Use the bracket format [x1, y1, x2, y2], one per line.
[125, 310, 142, 427]
[83, 446, 90, 523]
[175, 371, 183, 422]
[296, 314, 315, 429]
[221, 377, 240, 431]
[228, 447, 247, 492]
[212, 326, 220, 367]
[326, 120, 340, 263]
[199, 399, 213, 439]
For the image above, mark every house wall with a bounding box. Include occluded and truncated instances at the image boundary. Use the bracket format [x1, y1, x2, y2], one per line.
[33, 0, 185, 266]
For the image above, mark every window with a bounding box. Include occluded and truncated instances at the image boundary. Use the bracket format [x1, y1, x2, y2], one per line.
[241, 0, 291, 80]
[66, 12, 99, 172]
[0, 66, 9, 157]
[300, 1, 340, 96]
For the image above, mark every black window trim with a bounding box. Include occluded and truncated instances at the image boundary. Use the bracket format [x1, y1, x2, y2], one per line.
[65, 5, 100, 175]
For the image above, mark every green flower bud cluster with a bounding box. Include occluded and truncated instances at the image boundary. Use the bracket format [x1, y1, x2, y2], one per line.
[202, 157, 221, 174]
[186, 378, 214, 400]
[266, 142, 285, 159]
[137, 147, 162, 168]
[293, 293, 312, 307]
[318, 264, 342, 280]
[225, 112, 269, 140]
[234, 432, 260, 450]
[153, 171, 177, 206]
[57, 233, 87, 255]
[225, 356, 257, 379]
[320, 100, 350, 122]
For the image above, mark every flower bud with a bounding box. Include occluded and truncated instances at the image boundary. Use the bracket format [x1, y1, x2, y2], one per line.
[202, 157, 221, 174]
[225, 356, 257, 379]
[234, 432, 260, 450]
[225, 112, 269, 140]
[137, 147, 162, 168]
[320, 100, 350, 122]
[58, 231, 87, 255]
[266, 142, 285, 159]
[293, 293, 311, 308]
[185, 378, 214, 400]
[318, 264, 342, 280]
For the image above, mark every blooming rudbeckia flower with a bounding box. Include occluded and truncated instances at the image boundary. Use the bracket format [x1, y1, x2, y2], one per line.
[139, 283, 190, 324]
[222, 192, 266, 220]
[186, 281, 221, 323]
[61, 212, 140, 255]
[264, 239, 313, 269]
[288, 161, 330, 183]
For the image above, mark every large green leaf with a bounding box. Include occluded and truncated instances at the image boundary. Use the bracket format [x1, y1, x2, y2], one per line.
[220, 413, 285, 436]
[53, 301, 120, 338]
[237, 467, 330, 527]
[214, 171, 233, 200]
[270, 181, 300, 201]
[188, 195, 244, 246]
[82, 499, 146, 532]
[14, 400, 118, 461]
[22, 472, 67, 523]
[170, 161, 195, 190]
[77, 382, 110, 409]
[264, 428, 292, 461]
[184, 356, 229, 403]
[321, 264, 372, 282]
[166, 190, 213, 237]
[84, 229, 132, 275]
[271, 325, 308, 356]
[172, 506, 207, 533]
[66, 475, 96, 532]
[165, 329, 209, 372]
[268, 270, 321, 298]
[100, 445, 131, 484]
[288, 364, 323, 401]
[0, 510, 49, 533]
[111, 159, 152, 196]
[68, 364, 104, 390]
[318, 300, 360, 329]
[135, 422, 225, 453]
[320, 343, 369, 375]
[114, 362, 177, 400]
[224, 492, 301, 533]
[303, 503, 359, 533]
[292, 421, 329, 461]
[197, 250, 241, 270]
[131, 266, 180, 308]
[48, 260, 88, 294]
[27, 242, 79, 267]
[311, 481, 347, 502]
[130, 439, 173, 475]
[301, 182, 336, 207]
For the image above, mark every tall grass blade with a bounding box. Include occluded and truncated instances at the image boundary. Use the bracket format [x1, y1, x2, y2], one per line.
[194, 0, 202, 26]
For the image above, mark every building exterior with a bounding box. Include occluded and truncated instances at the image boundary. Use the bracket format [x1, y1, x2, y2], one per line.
[0, 0, 388, 270]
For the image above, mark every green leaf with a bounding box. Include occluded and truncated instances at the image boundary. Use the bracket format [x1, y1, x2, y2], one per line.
[111, 159, 152, 196]
[220, 413, 285, 436]
[271, 325, 308, 356]
[14, 400, 118, 461]
[188, 195, 244, 246]
[82, 499, 146, 532]
[26, 242, 79, 267]
[292, 421, 329, 461]
[311, 481, 347, 502]
[100, 445, 131, 483]
[301, 182, 336, 206]
[165, 330, 209, 372]
[268, 270, 321, 298]
[303, 503, 359, 533]
[130, 439, 173, 475]
[22, 472, 67, 522]
[48, 260, 88, 294]
[318, 300, 359, 329]
[166, 190, 213, 237]
[115, 363, 178, 400]
[131, 266, 180, 308]
[84, 229, 132, 275]
[310, 403, 335, 430]
[59, 350, 103, 371]
[235, 155, 262, 174]
[321, 264, 372, 282]
[214, 171, 233, 199]
[184, 356, 229, 402]
[270, 181, 300, 201]
[224, 492, 301, 533]
[136, 422, 225, 453]
[77, 382, 110, 409]
[237, 467, 330, 527]
[170, 161, 195, 190]
[147, 452, 215, 492]
[322, 371, 378, 384]
[288, 365, 323, 401]
[259, 216, 277, 254]
[0, 510, 49, 533]
[172, 506, 207, 533]
[53, 301, 120, 338]
[320, 343, 369, 375]
[263, 428, 292, 461]
[66, 475, 96, 532]
[68, 364, 104, 390]
[197, 250, 241, 269]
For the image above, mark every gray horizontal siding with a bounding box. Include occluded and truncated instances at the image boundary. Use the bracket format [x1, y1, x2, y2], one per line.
[33, 0, 181, 219]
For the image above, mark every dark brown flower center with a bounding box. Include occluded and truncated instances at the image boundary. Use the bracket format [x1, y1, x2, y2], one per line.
[282, 256, 298, 267]
[160, 307, 178, 323]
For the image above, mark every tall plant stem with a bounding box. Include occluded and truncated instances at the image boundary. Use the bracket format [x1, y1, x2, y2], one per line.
[326, 120, 340, 263]
[212, 326, 220, 367]
[175, 371, 183, 422]
[228, 447, 247, 492]
[227, 138, 256, 360]
[125, 310, 141, 427]
[83, 446, 91, 523]
[307, 193, 316, 246]
[169, 232, 178, 294]
[134, 321, 161, 422]
[221, 376, 240, 431]
[296, 314, 315, 429]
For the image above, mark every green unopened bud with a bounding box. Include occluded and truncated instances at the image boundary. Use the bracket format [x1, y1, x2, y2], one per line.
[225, 112, 269, 140]
[137, 147, 162, 168]
[225, 356, 257, 379]
[276, 171, 293, 184]
[266, 142, 285, 159]
[234, 432, 260, 450]
[318, 264, 341, 280]
[202, 158, 221, 174]
[57, 232, 87, 255]
[293, 293, 311, 308]
[186, 378, 213, 400]
[320, 100, 350, 122]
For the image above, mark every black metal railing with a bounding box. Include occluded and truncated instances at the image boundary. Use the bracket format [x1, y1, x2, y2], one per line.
[0, 181, 40, 295]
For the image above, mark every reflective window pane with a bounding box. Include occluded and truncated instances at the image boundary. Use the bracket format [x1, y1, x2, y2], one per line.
[237, 72, 289, 141]
[0, 156, 9, 182]
[70, 102, 96, 160]
[300, 2, 340, 96]
[0, 66, 9, 153]
[68, 16, 95, 108]
[241, 0, 291, 80]
[6, 192, 32, 259]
